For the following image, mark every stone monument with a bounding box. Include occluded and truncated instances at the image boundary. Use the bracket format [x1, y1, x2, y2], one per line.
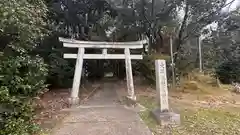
[151, 59, 180, 126]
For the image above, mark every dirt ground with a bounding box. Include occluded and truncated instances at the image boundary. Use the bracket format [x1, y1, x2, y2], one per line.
[34, 77, 240, 135]
[135, 83, 240, 135]
[34, 82, 101, 134]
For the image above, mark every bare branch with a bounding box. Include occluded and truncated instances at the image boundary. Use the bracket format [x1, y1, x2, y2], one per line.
[156, 0, 182, 19]
[174, 0, 190, 61]
[183, 0, 237, 39]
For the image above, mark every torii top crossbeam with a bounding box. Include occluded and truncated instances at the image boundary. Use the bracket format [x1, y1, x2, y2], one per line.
[59, 37, 147, 49]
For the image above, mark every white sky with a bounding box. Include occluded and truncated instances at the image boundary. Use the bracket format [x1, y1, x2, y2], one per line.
[200, 0, 239, 39]
[223, 0, 239, 12]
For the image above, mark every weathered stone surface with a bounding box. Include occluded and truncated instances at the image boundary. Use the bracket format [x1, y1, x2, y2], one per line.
[155, 60, 169, 112]
[151, 108, 181, 126]
[153, 60, 180, 127]
[68, 97, 80, 107]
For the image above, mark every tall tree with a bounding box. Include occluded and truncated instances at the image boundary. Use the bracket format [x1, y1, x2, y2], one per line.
[47, 0, 116, 40]
[174, 0, 235, 62]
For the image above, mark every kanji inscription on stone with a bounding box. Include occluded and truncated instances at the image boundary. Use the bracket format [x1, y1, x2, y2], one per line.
[155, 60, 169, 112]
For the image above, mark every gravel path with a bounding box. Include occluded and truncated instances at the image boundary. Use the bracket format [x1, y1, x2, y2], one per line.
[52, 82, 153, 135]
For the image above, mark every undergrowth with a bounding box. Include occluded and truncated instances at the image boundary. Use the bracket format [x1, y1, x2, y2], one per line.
[138, 73, 239, 135]
[176, 72, 231, 94]
[138, 95, 240, 135]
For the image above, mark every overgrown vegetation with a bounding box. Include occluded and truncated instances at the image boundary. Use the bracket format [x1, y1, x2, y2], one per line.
[137, 72, 240, 134]
[139, 54, 171, 84]
[140, 104, 240, 135]
[138, 85, 240, 135]
[176, 72, 221, 94]
[0, 0, 48, 134]
[36, 34, 76, 88]
[215, 60, 240, 84]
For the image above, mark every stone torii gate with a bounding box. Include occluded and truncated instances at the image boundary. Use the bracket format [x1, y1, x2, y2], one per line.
[59, 37, 147, 105]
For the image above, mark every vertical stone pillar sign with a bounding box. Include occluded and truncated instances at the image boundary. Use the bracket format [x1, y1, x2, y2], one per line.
[155, 60, 169, 112]
[151, 59, 180, 126]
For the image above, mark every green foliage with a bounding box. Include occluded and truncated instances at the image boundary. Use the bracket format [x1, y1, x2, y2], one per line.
[215, 60, 240, 84]
[0, 55, 48, 96]
[47, 0, 115, 39]
[40, 0, 117, 86]
[36, 34, 75, 88]
[0, 86, 40, 135]
[202, 9, 240, 83]
[47, 52, 75, 87]
[0, 0, 48, 134]
[138, 54, 171, 84]
[175, 40, 199, 75]
[0, 0, 48, 52]
[0, 55, 48, 135]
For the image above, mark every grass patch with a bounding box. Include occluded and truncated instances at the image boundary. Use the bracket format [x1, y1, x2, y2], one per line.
[138, 96, 240, 135]
[139, 110, 159, 133]
[138, 96, 160, 134]
[138, 96, 157, 110]
[177, 108, 240, 135]
[176, 72, 227, 95]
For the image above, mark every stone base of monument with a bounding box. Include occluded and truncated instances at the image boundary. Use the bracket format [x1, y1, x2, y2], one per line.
[151, 108, 181, 126]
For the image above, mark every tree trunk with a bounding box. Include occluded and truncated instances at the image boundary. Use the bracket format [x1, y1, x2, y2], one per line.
[174, 0, 189, 63]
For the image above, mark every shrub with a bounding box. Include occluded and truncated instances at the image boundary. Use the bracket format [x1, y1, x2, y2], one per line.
[215, 60, 240, 84]
[0, 0, 48, 134]
[138, 54, 171, 84]
[0, 86, 40, 135]
[0, 55, 48, 97]
[177, 72, 220, 93]
[36, 35, 75, 88]
[0, 55, 48, 135]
